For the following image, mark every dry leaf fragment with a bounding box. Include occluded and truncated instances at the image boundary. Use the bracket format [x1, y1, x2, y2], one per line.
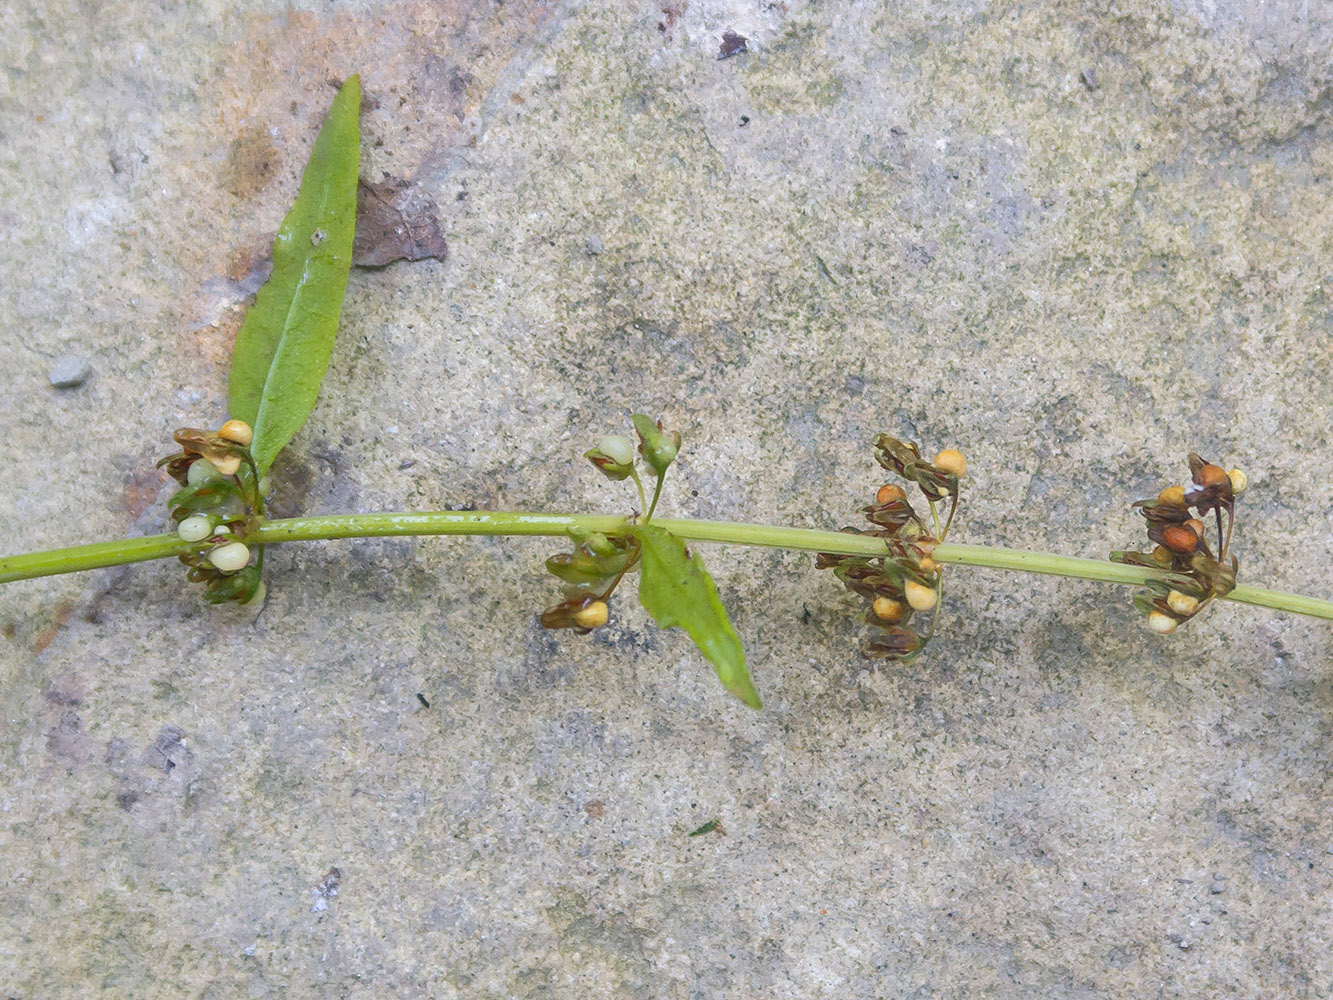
[353, 177, 448, 267]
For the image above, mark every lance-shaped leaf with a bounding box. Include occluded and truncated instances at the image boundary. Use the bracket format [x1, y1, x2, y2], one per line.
[228, 75, 361, 473]
[635, 524, 760, 709]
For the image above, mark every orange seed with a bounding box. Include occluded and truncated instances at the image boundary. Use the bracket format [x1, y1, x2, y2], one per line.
[1162, 525, 1198, 553]
[933, 449, 967, 478]
[876, 484, 907, 505]
[872, 597, 904, 622]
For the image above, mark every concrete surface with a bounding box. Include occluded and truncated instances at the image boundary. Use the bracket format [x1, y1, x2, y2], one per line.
[2, 0, 1332, 996]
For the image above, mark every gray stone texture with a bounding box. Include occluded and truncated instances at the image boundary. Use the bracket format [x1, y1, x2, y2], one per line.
[2, 0, 1331, 996]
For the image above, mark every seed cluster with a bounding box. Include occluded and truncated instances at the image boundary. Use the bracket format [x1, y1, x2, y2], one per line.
[540, 530, 636, 633]
[816, 436, 963, 661]
[157, 421, 268, 605]
[1111, 454, 1242, 634]
[540, 416, 681, 634]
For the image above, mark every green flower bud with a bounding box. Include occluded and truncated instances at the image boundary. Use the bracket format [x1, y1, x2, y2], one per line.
[187, 458, 222, 486]
[584, 532, 617, 557]
[631, 414, 681, 476]
[203, 565, 261, 604]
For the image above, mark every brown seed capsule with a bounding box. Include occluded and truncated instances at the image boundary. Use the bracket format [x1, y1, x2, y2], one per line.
[218, 419, 254, 446]
[1157, 485, 1187, 507]
[876, 484, 908, 505]
[933, 449, 967, 478]
[573, 600, 609, 629]
[1185, 518, 1207, 539]
[1197, 463, 1229, 490]
[872, 597, 904, 623]
[1151, 545, 1173, 566]
[904, 579, 938, 611]
[1162, 524, 1199, 553]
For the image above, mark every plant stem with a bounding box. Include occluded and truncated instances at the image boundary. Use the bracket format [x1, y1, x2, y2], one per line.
[1, 510, 1330, 621]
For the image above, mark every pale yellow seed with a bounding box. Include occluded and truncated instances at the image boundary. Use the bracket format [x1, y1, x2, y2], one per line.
[918, 556, 938, 574]
[177, 515, 212, 542]
[1227, 468, 1247, 494]
[904, 579, 938, 612]
[207, 541, 250, 573]
[212, 454, 242, 477]
[218, 419, 254, 446]
[1167, 590, 1200, 617]
[573, 600, 609, 628]
[597, 434, 635, 466]
[1146, 611, 1178, 635]
[1157, 485, 1187, 508]
[933, 448, 967, 478]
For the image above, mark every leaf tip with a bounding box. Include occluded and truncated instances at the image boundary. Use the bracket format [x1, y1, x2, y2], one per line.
[733, 683, 763, 710]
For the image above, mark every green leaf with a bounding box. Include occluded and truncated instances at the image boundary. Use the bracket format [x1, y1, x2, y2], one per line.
[228, 75, 361, 473]
[635, 524, 760, 709]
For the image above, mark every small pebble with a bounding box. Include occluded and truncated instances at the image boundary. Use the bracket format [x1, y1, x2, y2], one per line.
[1210, 881, 1225, 894]
[49, 355, 91, 388]
[584, 235, 603, 255]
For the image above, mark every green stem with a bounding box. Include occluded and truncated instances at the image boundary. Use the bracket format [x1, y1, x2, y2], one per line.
[645, 476, 665, 522]
[0, 534, 190, 582]
[1, 511, 1330, 621]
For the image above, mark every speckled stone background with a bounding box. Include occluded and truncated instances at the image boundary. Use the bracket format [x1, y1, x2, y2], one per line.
[2, 1, 1332, 996]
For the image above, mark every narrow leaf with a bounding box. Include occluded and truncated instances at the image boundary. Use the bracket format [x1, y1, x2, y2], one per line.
[228, 75, 361, 473]
[635, 524, 760, 709]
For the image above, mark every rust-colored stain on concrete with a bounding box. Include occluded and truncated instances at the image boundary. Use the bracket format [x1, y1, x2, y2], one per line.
[182, 0, 561, 351]
[121, 462, 166, 524]
[33, 599, 76, 655]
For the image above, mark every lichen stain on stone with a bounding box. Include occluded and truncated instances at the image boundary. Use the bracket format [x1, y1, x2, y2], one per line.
[221, 123, 281, 200]
[742, 19, 846, 115]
